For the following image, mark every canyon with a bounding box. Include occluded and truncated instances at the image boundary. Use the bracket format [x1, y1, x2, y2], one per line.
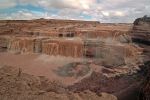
[0, 16, 149, 100]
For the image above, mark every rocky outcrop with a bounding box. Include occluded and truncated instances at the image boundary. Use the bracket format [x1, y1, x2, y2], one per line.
[131, 16, 150, 62]
[131, 16, 150, 45]
[131, 16, 150, 100]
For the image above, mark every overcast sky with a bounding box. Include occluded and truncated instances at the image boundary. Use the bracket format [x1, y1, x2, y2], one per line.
[0, 0, 150, 23]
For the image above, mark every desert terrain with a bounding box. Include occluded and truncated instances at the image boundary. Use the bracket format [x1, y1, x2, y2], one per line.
[0, 16, 149, 100]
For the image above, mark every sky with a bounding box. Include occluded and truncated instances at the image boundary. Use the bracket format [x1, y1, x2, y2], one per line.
[0, 0, 150, 23]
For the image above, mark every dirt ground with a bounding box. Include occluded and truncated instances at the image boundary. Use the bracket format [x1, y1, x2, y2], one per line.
[0, 52, 96, 85]
[0, 65, 118, 100]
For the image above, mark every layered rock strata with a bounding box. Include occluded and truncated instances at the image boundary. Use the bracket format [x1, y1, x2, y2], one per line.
[131, 16, 150, 100]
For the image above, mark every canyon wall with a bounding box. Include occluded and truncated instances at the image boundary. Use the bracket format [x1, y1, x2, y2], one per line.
[131, 16, 150, 100]
[0, 36, 84, 58]
[0, 19, 134, 59]
[131, 16, 150, 62]
[0, 19, 131, 39]
[0, 36, 139, 60]
[132, 16, 150, 45]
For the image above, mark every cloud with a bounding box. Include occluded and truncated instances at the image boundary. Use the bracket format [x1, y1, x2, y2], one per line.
[2, 10, 47, 20]
[101, 11, 110, 17]
[4, 11, 35, 20]
[0, 0, 16, 9]
[101, 11, 125, 17]
[0, 0, 150, 23]
[17, 0, 96, 10]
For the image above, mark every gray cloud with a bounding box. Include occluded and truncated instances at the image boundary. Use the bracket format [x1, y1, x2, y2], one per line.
[0, 0, 150, 23]
[0, 0, 16, 9]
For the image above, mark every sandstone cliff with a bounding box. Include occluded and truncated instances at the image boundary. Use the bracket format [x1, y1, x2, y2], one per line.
[131, 16, 150, 62]
[131, 16, 150, 100]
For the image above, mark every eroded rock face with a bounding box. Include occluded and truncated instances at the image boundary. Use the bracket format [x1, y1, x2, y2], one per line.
[131, 16, 150, 45]
[131, 16, 150, 61]
[0, 19, 132, 58]
[131, 16, 150, 100]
